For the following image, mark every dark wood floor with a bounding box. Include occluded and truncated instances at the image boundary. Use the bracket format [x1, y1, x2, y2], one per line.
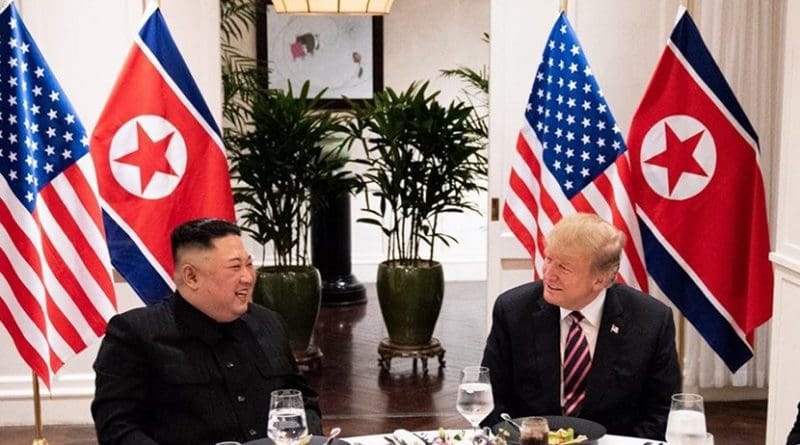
[2, 281, 767, 444]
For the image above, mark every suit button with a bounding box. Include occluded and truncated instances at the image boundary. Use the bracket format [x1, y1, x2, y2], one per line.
[249, 429, 257, 436]
[237, 395, 246, 402]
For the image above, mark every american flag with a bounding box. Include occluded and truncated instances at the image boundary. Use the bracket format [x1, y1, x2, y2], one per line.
[503, 13, 647, 290]
[0, 3, 116, 387]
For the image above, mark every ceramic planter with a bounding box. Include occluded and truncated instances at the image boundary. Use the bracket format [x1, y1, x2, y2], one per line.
[253, 265, 321, 353]
[376, 260, 444, 346]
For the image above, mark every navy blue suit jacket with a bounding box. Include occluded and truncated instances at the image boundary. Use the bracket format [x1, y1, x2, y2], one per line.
[480, 281, 680, 440]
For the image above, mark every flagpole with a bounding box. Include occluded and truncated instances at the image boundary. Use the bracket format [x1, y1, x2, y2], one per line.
[683, 0, 694, 15]
[677, 314, 685, 375]
[560, 0, 568, 13]
[31, 371, 49, 445]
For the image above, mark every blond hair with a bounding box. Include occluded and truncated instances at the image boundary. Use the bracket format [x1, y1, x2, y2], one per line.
[546, 213, 625, 280]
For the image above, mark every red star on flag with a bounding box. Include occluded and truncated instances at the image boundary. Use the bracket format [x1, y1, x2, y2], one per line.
[116, 122, 178, 193]
[644, 122, 707, 194]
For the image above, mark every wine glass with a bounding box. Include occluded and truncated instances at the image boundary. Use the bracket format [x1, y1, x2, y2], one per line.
[456, 366, 494, 434]
[268, 389, 309, 445]
[665, 393, 707, 444]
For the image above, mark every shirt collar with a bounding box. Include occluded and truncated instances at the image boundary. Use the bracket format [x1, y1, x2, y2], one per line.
[559, 288, 606, 327]
[172, 292, 240, 345]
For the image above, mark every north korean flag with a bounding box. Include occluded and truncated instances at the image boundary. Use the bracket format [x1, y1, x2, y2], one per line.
[626, 9, 773, 372]
[90, 2, 235, 304]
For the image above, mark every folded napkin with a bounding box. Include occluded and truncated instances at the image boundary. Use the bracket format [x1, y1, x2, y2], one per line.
[391, 429, 426, 445]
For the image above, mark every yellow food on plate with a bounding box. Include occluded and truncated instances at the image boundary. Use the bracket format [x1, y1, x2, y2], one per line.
[547, 428, 573, 444]
[546, 428, 587, 444]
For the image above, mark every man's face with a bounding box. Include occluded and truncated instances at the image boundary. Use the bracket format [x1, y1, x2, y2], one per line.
[542, 242, 606, 310]
[189, 234, 255, 322]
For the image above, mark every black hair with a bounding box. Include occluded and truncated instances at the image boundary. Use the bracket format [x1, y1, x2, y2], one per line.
[170, 218, 241, 261]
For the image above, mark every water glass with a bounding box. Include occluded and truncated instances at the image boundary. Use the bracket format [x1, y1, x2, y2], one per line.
[520, 417, 549, 445]
[456, 366, 494, 431]
[665, 393, 707, 444]
[268, 389, 309, 445]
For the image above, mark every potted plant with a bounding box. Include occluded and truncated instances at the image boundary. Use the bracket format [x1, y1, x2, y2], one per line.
[227, 81, 355, 362]
[344, 81, 488, 351]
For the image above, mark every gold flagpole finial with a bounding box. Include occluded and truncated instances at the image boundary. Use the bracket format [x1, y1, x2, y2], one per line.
[683, 0, 694, 15]
[560, 0, 568, 13]
[142, 0, 160, 12]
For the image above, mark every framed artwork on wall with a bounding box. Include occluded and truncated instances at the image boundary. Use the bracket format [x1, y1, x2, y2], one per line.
[257, 2, 384, 108]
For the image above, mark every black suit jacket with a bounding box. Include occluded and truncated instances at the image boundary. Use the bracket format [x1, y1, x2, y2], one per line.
[481, 281, 680, 440]
[788, 402, 800, 445]
[92, 293, 321, 445]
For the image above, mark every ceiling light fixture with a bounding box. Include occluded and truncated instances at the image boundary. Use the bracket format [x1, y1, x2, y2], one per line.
[272, 0, 394, 15]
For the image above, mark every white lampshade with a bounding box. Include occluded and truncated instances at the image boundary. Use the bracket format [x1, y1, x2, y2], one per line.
[272, 0, 394, 15]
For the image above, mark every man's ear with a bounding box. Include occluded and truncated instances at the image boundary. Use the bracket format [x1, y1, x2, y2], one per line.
[592, 270, 613, 291]
[180, 263, 201, 291]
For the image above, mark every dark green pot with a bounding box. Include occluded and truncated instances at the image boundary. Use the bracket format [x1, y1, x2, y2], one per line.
[253, 265, 321, 353]
[376, 260, 444, 346]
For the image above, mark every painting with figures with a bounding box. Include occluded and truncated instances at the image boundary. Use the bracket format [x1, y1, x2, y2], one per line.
[265, 5, 380, 102]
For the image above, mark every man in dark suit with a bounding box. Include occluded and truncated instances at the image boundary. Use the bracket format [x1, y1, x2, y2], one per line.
[92, 218, 321, 445]
[481, 213, 680, 440]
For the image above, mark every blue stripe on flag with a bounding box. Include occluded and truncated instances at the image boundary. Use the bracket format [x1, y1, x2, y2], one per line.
[669, 12, 758, 146]
[138, 9, 221, 137]
[638, 219, 753, 372]
[103, 212, 173, 305]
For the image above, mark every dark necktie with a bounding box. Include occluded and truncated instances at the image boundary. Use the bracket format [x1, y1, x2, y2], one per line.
[563, 311, 591, 416]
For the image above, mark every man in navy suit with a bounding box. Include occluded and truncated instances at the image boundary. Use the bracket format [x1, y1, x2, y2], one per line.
[481, 213, 680, 440]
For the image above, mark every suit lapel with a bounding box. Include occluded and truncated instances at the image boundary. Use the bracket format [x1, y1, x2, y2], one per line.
[531, 298, 562, 412]
[240, 310, 290, 372]
[582, 285, 624, 414]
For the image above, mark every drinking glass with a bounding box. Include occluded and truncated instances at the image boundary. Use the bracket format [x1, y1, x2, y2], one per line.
[456, 366, 494, 433]
[267, 389, 309, 445]
[665, 393, 707, 444]
[519, 417, 549, 445]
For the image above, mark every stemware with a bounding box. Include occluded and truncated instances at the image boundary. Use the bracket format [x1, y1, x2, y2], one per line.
[456, 366, 494, 433]
[665, 393, 707, 444]
[267, 389, 309, 445]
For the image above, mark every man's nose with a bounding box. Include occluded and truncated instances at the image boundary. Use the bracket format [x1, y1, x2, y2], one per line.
[242, 267, 255, 283]
[542, 264, 556, 281]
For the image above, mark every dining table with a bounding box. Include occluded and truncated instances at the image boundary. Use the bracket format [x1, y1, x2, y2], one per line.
[342, 430, 665, 445]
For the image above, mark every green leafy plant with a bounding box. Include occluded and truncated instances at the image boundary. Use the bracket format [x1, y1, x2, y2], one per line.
[344, 81, 488, 265]
[220, 0, 263, 136]
[228, 81, 358, 268]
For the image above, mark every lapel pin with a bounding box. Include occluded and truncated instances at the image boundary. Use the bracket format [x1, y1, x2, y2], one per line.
[610, 324, 619, 334]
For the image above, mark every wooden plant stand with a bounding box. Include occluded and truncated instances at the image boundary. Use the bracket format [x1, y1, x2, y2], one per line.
[377, 337, 446, 374]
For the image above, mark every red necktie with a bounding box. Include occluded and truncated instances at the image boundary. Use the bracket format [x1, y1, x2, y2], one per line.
[563, 311, 591, 416]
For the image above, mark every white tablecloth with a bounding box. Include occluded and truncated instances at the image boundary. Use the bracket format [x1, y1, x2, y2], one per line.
[344, 430, 661, 445]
